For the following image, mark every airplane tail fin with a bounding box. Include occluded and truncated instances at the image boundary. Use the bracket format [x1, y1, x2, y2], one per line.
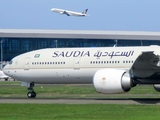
[82, 9, 88, 14]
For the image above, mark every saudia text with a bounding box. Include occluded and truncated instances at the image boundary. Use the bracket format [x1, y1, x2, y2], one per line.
[52, 50, 134, 59]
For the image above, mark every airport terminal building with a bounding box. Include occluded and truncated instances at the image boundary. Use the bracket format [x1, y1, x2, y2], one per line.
[1, 29, 160, 61]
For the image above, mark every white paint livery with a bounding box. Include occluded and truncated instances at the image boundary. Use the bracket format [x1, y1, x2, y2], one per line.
[3, 46, 160, 98]
[51, 8, 88, 17]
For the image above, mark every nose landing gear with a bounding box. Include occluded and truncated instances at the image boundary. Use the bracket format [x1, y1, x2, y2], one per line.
[27, 91, 36, 98]
[27, 82, 36, 98]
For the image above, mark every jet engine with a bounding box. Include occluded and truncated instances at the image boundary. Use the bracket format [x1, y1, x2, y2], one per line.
[93, 69, 133, 94]
[153, 84, 160, 92]
[60, 12, 64, 14]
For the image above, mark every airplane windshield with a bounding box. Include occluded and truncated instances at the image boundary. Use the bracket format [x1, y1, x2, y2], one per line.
[9, 60, 13, 65]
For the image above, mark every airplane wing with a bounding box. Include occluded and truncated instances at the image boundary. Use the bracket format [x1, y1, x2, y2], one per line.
[129, 51, 160, 80]
[63, 11, 71, 16]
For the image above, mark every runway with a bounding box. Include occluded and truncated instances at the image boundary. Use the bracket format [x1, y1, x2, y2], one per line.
[1, 98, 160, 104]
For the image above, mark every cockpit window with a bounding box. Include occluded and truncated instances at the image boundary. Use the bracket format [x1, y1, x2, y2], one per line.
[9, 60, 13, 65]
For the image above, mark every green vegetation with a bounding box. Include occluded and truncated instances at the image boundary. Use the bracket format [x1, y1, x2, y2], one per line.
[0, 81, 20, 85]
[0, 104, 159, 120]
[0, 81, 160, 119]
[0, 81, 160, 98]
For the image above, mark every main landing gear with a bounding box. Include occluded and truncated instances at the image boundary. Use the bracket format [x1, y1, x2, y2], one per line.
[27, 82, 36, 98]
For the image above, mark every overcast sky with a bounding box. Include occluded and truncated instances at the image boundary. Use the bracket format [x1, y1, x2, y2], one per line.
[1, 0, 160, 31]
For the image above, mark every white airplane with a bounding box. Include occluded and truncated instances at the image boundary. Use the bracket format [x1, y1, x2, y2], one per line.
[51, 8, 88, 17]
[0, 70, 9, 81]
[3, 45, 160, 98]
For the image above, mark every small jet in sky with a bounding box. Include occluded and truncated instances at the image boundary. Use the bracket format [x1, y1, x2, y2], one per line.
[51, 8, 88, 17]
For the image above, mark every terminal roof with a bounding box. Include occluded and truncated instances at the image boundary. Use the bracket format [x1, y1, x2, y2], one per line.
[0, 29, 160, 40]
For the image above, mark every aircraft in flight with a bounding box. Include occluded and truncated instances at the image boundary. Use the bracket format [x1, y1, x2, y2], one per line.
[51, 8, 88, 17]
[3, 45, 160, 98]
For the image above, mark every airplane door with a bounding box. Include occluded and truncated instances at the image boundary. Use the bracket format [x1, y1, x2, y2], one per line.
[74, 57, 80, 70]
[24, 57, 30, 70]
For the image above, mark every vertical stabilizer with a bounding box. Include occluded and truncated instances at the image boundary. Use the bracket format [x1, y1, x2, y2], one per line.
[82, 9, 88, 14]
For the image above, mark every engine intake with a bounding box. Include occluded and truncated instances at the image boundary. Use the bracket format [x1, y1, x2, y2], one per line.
[153, 84, 160, 92]
[93, 69, 133, 94]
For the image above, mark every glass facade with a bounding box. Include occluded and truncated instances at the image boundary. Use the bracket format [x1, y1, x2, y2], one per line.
[1, 37, 160, 61]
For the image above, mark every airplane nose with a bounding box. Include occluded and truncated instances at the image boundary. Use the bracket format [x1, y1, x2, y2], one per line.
[2, 65, 7, 73]
[51, 8, 54, 11]
[2, 65, 9, 76]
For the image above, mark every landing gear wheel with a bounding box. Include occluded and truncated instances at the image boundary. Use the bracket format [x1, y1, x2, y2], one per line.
[27, 82, 36, 98]
[27, 91, 36, 98]
[27, 92, 32, 98]
[32, 91, 36, 98]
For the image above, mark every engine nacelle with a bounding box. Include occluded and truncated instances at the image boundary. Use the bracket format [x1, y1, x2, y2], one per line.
[93, 69, 132, 94]
[153, 84, 160, 92]
[60, 12, 64, 14]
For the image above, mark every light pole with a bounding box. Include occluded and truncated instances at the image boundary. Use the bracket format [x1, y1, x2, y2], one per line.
[0, 39, 3, 70]
[54, 40, 57, 48]
[114, 39, 118, 47]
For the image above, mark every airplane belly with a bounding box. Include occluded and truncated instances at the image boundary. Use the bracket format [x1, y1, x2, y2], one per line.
[13, 69, 97, 84]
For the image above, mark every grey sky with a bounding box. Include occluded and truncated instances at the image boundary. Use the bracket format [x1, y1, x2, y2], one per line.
[1, 0, 160, 31]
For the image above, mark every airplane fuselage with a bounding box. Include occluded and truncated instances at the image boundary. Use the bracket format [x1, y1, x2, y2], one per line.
[3, 46, 160, 84]
[51, 8, 87, 16]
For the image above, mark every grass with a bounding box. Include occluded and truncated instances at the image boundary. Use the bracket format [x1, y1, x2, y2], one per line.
[0, 81, 160, 119]
[0, 81, 160, 98]
[0, 81, 20, 85]
[0, 104, 159, 120]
